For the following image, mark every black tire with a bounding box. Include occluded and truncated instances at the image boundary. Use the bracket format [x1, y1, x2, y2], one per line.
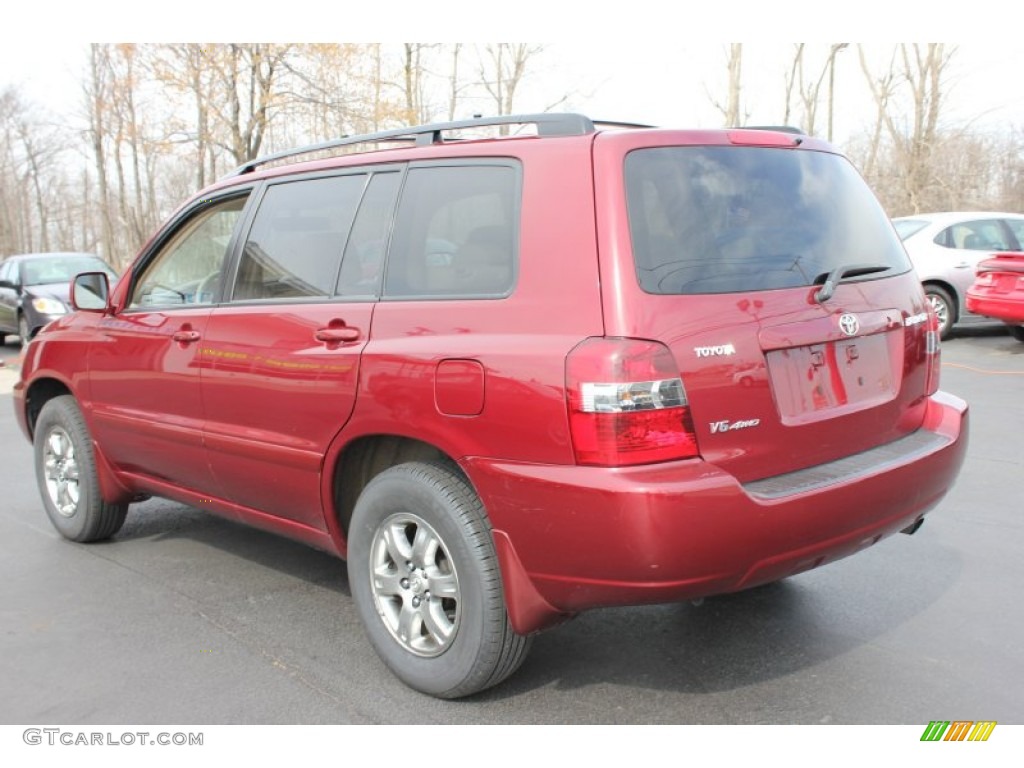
[1009, 325, 1024, 343]
[34, 395, 128, 542]
[347, 461, 531, 698]
[924, 285, 956, 340]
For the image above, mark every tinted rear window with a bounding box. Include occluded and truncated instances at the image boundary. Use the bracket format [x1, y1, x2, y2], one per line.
[625, 147, 911, 295]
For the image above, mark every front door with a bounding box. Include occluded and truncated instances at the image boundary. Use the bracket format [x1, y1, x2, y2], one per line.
[87, 194, 250, 492]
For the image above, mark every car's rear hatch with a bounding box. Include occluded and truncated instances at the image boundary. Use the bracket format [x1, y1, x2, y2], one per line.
[591, 130, 938, 481]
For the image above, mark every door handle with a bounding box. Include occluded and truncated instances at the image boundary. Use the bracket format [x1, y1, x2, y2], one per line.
[315, 325, 360, 343]
[172, 330, 201, 343]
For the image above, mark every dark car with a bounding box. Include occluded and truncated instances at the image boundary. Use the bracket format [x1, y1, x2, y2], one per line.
[0, 252, 118, 344]
[13, 114, 968, 698]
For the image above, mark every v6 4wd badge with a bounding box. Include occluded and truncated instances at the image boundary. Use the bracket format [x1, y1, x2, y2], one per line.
[710, 418, 761, 434]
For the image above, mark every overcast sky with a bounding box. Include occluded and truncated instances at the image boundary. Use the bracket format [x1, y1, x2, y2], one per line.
[2, 2, 1020, 147]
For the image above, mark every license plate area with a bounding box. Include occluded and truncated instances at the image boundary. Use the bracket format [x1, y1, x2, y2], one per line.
[766, 332, 900, 425]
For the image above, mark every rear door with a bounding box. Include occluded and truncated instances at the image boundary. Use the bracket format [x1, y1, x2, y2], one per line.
[201, 169, 401, 529]
[594, 132, 936, 481]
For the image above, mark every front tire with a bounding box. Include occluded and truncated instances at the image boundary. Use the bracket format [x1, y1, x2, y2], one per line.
[18, 313, 31, 344]
[34, 396, 128, 542]
[924, 285, 956, 340]
[348, 461, 531, 698]
[1009, 325, 1024, 342]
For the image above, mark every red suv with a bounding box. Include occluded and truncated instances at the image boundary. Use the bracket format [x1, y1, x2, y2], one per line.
[13, 114, 968, 698]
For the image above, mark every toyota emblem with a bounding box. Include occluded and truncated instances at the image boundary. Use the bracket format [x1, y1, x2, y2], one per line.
[838, 313, 859, 336]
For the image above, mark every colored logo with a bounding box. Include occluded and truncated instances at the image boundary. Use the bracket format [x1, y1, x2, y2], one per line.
[920, 721, 997, 741]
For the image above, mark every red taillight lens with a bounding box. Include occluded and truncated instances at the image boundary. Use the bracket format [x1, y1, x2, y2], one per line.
[924, 306, 941, 396]
[566, 337, 699, 466]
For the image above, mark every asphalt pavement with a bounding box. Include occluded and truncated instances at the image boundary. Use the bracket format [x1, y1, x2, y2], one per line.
[1, 329, 1022, 725]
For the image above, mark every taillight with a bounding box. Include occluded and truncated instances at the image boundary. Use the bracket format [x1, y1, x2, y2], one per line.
[924, 306, 941, 396]
[565, 337, 699, 466]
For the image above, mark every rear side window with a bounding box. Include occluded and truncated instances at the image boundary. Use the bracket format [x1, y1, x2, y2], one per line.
[384, 164, 518, 298]
[938, 219, 1013, 251]
[1003, 218, 1024, 249]
[625, 147, 910, 295]
[233, 175, 365, 301]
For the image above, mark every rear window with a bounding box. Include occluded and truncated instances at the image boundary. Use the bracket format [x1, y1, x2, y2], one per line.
[625, 147, 911, 295]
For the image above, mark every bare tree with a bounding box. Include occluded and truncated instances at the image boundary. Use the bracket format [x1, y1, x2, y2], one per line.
[856, 44, 957, 213]
[710, 44, 744, 127]
[478, 44, 544, 129]
[782, 43, 848, 138]
[204, 44, 294, 165]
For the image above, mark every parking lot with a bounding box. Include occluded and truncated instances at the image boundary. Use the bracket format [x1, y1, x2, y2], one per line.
[1, 327, 1021, 725]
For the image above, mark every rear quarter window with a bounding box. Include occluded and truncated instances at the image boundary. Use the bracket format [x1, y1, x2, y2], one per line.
[384, 163, 519, 299]
[625, 146, 910, 295]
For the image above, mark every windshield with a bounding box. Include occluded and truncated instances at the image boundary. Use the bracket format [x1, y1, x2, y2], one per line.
[625, 146, 911, 295]
[892, 218, 928, 241]
[20, 256, 116, 286]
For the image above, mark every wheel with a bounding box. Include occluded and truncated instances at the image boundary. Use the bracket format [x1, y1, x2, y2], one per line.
[924, 285, 955, 340]
[34, 395, 128, 542]
[347, 461, 531, 698]
[19, 314, 31, 344]
[1010, 325, 1024, 342]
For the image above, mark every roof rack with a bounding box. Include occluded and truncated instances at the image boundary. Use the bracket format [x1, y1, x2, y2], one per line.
[229, 113, 609, 177]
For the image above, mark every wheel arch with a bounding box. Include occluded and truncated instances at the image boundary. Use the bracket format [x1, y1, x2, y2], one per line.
[24, 381, 135, 505]
[328, 434, 458, 549]
[23, 376, 74, 439]
[324, 432, 568, 635]
[922, 279, 960, 320]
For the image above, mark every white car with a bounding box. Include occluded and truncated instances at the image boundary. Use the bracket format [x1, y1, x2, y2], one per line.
[892, 211, 1024, 338]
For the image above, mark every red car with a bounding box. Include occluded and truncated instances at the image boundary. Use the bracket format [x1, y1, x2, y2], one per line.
[966, 253, 1024, 341]
[13, 114, 968, 698]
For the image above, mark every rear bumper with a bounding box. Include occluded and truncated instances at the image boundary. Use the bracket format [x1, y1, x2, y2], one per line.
[966, 289, 1024, 324]
[467, 390, 968, 633]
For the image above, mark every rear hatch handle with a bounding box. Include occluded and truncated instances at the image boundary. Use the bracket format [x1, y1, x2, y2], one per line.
[814, 263, 893, 304]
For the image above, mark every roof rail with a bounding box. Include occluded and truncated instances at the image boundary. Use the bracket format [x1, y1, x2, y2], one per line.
[228, 113, 601, 177]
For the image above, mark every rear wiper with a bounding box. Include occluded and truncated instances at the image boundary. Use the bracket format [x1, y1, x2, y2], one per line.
[814, 263, 892, 304]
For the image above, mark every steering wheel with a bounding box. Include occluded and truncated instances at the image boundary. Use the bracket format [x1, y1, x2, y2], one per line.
[194, 271, 221, 304]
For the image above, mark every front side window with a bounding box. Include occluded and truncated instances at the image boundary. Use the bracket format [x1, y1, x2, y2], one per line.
[385, 164, 518, 298]
[130, 196, 248, 309]
[232, 175, 365, 301]
[626, 147, 911, 295]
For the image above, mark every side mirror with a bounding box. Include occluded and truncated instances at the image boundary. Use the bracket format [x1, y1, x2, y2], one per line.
[0, 278, 16, 290]
[71, 272, 111, 312]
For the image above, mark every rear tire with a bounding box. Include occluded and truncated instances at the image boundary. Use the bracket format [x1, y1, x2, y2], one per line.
[34, 396, 128, 542]
[924, 285, 956, 340]
[348, 461, 531, 698]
